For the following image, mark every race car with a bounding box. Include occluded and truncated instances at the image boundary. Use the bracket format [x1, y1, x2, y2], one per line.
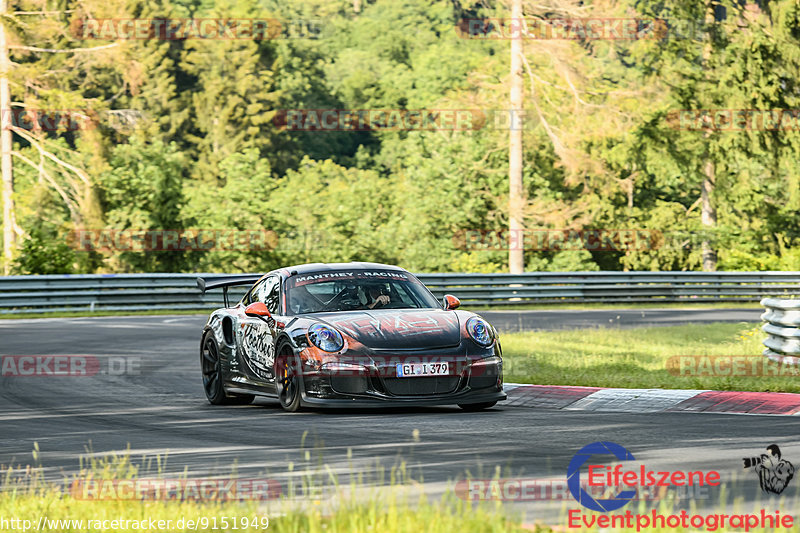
[197, 262, 505, 412]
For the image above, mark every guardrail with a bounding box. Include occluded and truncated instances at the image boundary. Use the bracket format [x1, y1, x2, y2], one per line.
[761, 298, 800, 364]
[0, 271, 796, 314]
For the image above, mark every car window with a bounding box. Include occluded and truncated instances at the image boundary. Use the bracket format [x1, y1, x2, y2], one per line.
[243, 278, 266, 306]
[262, 276, 280, 314]
[392, 283, 422, 307]
[243, 276, 280, 313]
[285, 270, 440, 313]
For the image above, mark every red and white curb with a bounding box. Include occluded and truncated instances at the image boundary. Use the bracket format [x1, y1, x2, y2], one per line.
[503, 383, 800, 415]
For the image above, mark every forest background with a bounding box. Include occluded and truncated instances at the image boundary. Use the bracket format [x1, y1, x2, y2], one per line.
[5, 0, 800, 275]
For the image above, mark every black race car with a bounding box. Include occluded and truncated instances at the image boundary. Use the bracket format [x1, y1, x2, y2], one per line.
[197, 262, 505, 412]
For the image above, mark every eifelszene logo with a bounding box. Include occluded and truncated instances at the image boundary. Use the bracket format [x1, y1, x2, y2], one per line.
[567, 441, 721, 512]
[568, 441, 637, 512]
[743, 444, 795, 495]
[566, 442, 794, 530]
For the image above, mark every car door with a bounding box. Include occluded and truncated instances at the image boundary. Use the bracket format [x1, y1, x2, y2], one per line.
[239, 275, 280, 382]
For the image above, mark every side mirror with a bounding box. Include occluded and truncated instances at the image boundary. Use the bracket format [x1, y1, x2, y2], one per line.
[443, 294, 460, 310]
[245, 302, 272, 318]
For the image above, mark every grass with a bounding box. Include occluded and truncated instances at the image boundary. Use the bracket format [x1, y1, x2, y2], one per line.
[499, 321, 800, 392]
[464, 301, 763, 312]
[0, 447, 528, 533]
[3, 448, 797, 533]
[1, 485, 528, 533]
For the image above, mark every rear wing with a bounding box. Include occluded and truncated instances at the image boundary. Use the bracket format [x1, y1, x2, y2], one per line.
[197, 275, 263, 307]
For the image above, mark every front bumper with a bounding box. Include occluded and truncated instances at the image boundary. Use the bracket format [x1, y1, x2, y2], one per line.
[300, 389, 507, 408]
[297, 350, 505, 407]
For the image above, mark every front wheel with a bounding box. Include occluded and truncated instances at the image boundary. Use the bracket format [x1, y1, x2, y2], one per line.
[274, 349, 302, 412]
[458, 401, 497, 411]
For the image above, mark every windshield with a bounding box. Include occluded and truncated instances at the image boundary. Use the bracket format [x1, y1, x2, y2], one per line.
[284, 270, 440, 314]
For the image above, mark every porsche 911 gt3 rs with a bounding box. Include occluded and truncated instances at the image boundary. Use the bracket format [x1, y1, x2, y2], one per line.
[197, 262, 505, 412]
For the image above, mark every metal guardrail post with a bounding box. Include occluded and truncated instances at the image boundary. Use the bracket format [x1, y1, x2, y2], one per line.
[761, 297, 800, 365]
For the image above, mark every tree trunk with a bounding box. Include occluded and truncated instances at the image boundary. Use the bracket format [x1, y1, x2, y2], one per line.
[701, 160, 717, 271]
[699, 2, 717, 273]
[0, 0, 13, 273]
[508, 0, 524, 274]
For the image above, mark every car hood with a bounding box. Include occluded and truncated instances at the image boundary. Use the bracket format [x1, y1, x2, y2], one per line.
[307, 309, 462, 350]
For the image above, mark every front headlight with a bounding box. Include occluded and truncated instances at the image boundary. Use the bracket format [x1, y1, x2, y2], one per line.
[308, 323, 344, 353]
[466, 317, 494, 347]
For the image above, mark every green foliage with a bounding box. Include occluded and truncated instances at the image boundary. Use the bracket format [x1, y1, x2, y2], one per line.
[96, 137, 186, 272]
[6, 0, 800, 274]
[11, 228, 76, 275]
[265, 158, 397, 265]
[183, 148, 281, 272]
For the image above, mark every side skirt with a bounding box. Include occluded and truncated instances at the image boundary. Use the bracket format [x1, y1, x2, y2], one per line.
[225, 384, 278, 398]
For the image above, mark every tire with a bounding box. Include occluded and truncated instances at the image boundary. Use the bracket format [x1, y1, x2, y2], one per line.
[201, 332, 254, 405]
[274, 348, 302, 412]
[458, 401, 497, 411]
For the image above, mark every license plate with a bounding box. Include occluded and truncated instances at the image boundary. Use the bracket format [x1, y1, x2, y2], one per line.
[396, 362, 449, 377]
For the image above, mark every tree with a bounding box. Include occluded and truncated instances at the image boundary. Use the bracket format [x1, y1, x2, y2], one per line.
[0, 0, 127, 272]
[182, 148, 280, 272]
[508, 0, 524, 273]
[621, 0, 800, 270]
[179, 0, 280, 181]
[96, 137, 186, 272]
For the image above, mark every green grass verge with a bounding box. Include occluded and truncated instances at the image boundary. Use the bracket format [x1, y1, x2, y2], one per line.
[1, 487, 528, 533]
[500, 322, 800, 392]
[465, 301, 763, 311]
[1, 450, 528, 533]
[4, 450, 796, 533]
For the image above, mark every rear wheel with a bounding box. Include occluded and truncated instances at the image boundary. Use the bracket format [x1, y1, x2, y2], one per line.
[458, 401, 497, 411]
[274, 348, 302, 412]
[201, 333, 254, 405]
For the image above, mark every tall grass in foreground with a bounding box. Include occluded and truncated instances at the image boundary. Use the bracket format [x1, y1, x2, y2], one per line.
[0, 447, 529, 533]
[3, 448, 798, 532]
[500, 322, 800, 392]
[0, 486, 530, 533]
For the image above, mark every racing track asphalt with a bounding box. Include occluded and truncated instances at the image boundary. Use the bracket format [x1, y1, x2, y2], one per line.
[1, 309, 797, 525]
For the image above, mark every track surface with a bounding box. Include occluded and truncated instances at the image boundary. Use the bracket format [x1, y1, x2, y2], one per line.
[1, 311, 797, 523]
